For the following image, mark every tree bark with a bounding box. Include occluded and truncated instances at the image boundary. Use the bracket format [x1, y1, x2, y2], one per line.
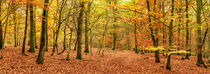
[185, 0, 190, 59]
[51, 0, 65, 56]
[76, 2, 85, 59]
[196, 0, 203, 65]
[36, 0, 49, 64]
[112, 0, 117, 50]
[13, 6, 17, 47]
[153, 0, 160, 63]
[134, 0, 138, 53]
[84, 2, 92, 53]
[166, 0, 174, 70]
[58, 24, 67, 55]
[146, 0, 160, 63]
[66, 29, 72, 60]
[28, 0, 36, 53]
[0, 0, 3, 59]
[22, 1, 29, 56]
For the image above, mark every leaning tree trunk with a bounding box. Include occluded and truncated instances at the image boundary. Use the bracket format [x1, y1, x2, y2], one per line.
[51, 0, 65, 56]
[28, 0, 36, 53]
[36, 0, 49, 64]
[76, 2, 85, 60]
[166, 0, 174, 70]
[58, 24, 67, 55]
[22, 2, 29, 56]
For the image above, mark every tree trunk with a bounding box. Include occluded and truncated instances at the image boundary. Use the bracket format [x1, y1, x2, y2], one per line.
[84, 2, 92, 53]
[36, 0, 49, 64]
[112, 0, 117, 50]
[22, 2, 29, 56]
[0, 0, 3, 59]
[153, 0, 160, 63]
[13, 7, 17, 47]
[74, 39, 77, 51]
[51, 0, 65, 56]
[162, 1, 166, 45]
[28, 0, 36, 53]
[34, 7, 38, 48]
[196, 0, 203, 65]
[76, 2, 85, 59]
[90, 30, 93, 55]
[45, 19, 48, 51]
[3, 10, 10, 48]
[66, 29, 72, 60]
[146, 0, 160, 63]
[58, 24, 67, 55]
[185, 0, 190, 59]
[166, 0, 174, 70]
[134, 1, 138, 53]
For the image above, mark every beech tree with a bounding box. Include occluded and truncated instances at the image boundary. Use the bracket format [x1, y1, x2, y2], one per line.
[36, 0, 49, 64]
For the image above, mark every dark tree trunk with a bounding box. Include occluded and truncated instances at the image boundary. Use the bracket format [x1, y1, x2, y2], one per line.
[84, 2, 92, 53]
[196, 0, 202, 65]
[166, 0, 174, 70]
[0, 0, 3, 59]
[76, 2, 85, 59]
[112, 0, 117, 50]
[146, 0, 160, 63]
[153, 0, 160, 63]
[185, 0, 190, 59]
[134, 1, 138, 53]
[28, 0, 36, 53]
[13, 7, 17, 47]
[22, 2, 29, 56]
[36, 0, 49, 64]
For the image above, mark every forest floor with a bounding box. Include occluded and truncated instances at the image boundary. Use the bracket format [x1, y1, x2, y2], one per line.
[0, 46, 209, 74]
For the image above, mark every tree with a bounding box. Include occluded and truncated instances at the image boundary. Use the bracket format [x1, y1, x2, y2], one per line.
[112, 0, 117, 50]
[196, 0, 206, 67]
[134, 0, 138, 54]
[76, 2, 85, 60]
[84, 1, 93, 53]
[51, 0, 67, 56]
[66, 29, 72, 60]
[12, 3, 18, 47]
[153, 0, 160, 63]
[166, 0, 174, 70]
[185, 0, 190, 59]
[28, 0, 36, 53]
[36, 0, 49, 64]
[22, 0, 29, 56]
[0, 0, 3, 59]
[146, 0, 160, 63]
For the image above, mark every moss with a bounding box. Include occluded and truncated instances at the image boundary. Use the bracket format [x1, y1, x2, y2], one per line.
[84, 49, 89, 53]
[76, 56, 82, 60]
[27, 48, 35, 53]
